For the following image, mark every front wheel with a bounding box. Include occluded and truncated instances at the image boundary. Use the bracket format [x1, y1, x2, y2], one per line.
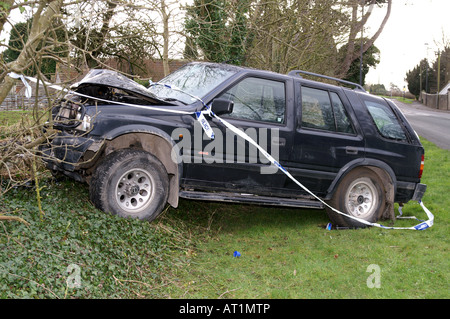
[90, 149, 169, 221]
[326, 168, 386, 228]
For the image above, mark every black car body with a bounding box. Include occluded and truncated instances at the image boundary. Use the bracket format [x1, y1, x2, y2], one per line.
[41, 62, 426, 227]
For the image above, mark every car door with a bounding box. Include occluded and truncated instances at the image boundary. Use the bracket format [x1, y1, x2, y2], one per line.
[285, 82, 365, 197]
[182, 74, 294, 197]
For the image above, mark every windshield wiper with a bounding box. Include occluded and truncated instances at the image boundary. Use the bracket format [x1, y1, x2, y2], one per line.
[163, 97, 187, 105]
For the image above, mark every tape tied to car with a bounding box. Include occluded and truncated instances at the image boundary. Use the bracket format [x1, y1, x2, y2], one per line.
[8, 72, 193, 115]
[8, 72, 434, 230]
[210, 110, 434, 231]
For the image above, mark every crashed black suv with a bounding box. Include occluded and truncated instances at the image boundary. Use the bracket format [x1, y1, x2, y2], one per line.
[41, 62, 426, 227]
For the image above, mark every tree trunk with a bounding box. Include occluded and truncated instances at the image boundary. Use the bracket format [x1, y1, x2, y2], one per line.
[337, 0, 391, 79]
[87, 0, 117, 68]
[161, 0, 170, 77]
[0, 0, 63, 105]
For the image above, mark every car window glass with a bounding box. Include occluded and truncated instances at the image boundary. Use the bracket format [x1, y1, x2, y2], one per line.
[300, 87, 355, 135]
[301, 87, 334, 131]
[219, 77, 285, 123]
[148, 63, 237, 104]
[330, 92, 355, 134]
[364, 99, 407, 140]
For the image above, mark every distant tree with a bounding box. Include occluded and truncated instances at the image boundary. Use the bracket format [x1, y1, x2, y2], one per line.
[369, 83, 387, 95]
[431, 46, 450, 92]
[389, 82, 399, 92]
[405, 59, 429, 98]
[405, 46, 449, 96]
[341, 39, 380, 85]
[184, 0, 249, 64]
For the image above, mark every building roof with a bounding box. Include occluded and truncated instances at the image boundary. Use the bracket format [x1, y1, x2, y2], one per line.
[439, 82, 450, 95]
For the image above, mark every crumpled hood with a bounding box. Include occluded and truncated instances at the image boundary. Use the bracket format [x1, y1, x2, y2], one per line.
[70, 69, 160, 101]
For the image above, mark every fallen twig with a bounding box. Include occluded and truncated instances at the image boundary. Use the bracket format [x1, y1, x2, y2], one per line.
[0, 214, 29, 225]
[218, 287, 241, 299]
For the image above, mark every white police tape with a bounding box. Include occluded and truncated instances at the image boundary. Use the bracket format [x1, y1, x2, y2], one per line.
[209, 110, 434, 230]
[138, 81, 435, 231]
[195, 111, 215, 139]
[8, 72, 32, 98]
[8, 72, 194, 115]
[7, 72, 434, 230]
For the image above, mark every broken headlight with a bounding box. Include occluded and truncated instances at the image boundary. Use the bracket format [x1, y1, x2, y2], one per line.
[53, 99, 91, 132]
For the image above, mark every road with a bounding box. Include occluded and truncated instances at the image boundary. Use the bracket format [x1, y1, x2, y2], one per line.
[390, 99, 450, 150]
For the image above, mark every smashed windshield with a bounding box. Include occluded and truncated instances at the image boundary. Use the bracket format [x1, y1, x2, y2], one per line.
[148, 63, 238, 104]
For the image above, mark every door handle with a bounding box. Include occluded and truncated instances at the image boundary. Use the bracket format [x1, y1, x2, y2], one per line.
[272, 137, 286, 147]
[346, 146, 358, 155]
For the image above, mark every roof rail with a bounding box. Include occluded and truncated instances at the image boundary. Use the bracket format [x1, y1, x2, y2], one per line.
[288, 70, 366, 92]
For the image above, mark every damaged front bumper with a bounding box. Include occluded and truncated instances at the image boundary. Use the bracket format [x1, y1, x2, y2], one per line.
[40, 132, 104, 182]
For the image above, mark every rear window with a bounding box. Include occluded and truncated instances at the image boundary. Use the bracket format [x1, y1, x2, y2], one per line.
[363, 98, 407, 140]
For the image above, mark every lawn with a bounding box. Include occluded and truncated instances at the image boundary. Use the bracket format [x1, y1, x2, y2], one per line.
[160, 146, 447, 299]
[0, 133, 448, 299]
[381, 95, 415, 104]
[159, 138, 448, 299]
[0, 110, 33, 127]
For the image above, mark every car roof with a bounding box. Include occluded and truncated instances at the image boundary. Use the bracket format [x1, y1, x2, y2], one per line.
[191, 62, 366, 93]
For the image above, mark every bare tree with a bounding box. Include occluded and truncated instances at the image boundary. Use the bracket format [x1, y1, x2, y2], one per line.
[160, 0, 170, 76]
[336, 0, 392, 79]
[0, 0, 184, 189]
[0, 0, 63, 104]
[244, 0, 350, 75]
[67, 0, 185, 78]
[134, 0, 185, 76]
[0, 0, 146, 221]
[183, 0, 391, 80]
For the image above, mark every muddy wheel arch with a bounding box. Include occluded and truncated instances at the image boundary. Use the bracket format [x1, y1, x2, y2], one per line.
[326, 161, 396, 224]
[96, 130, 181, 208]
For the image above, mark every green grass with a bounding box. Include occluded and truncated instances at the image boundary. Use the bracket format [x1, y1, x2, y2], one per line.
[0, 110, 31, 126]
[158, 138, 449, 299]
[0, 109, 49, 140]
[0, 135, 448, 299]
[0, 179, 194, 298]
[0, 110, 45, 126]
[381, 95, 415, 104]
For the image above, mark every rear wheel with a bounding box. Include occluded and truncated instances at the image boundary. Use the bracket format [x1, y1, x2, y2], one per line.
[90, 149, 169, 221]
[326, 167, 385, 228]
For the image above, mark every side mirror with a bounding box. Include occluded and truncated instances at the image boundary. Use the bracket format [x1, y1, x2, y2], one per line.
[211, 98, 234, 116]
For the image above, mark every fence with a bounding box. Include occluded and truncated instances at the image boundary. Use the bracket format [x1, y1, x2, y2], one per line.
[419, 91, 450, 110]
[0, 92, 34, 111]
[0, 82, 61, 111]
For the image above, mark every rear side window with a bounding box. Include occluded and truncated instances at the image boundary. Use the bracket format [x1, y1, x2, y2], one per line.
[300, 86, 355, 134]
[363, 99, 407, 140]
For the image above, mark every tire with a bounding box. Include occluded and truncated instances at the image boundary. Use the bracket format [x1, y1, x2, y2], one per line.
[90, 149, 169, 222]
[326, 167, 385, 228]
